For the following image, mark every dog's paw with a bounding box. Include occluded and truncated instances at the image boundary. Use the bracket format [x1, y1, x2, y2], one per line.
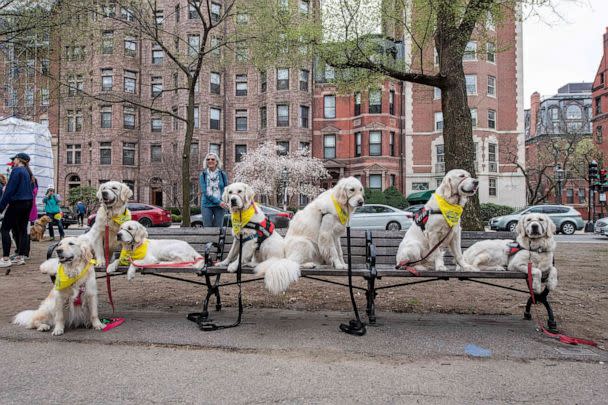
[227, 262, 239, 273]
[92, 319, 104, 330]
[51, 326, 64, 336]
[217, 260, 230, 268]
[37, 324, 50, 332]
[301, 262, 317, 269]
[435, 264, 448, 271]
[127, 272, 136, 281]
[460, 264, 477, 272]
[106, 262, 118, 274]
[333, 262, 348, 270]
[97, 259, 106, 268]
[533, 280, 542, 295]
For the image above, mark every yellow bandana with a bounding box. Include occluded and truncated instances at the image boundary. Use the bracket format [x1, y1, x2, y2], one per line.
[231, 204, 256, 236]
[434, 193, 463, 227]
[119, 239, 150, 265]
[55, 259, 97, 291]
[331, 194, 350, 225]
[53, 212, 63, 220]
[112, 209, 131, 226]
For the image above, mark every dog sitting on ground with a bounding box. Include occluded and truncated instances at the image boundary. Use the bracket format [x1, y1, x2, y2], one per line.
[13, 236, 104, 336]
[217, 182, 299, 294]
[462, 213, 557, 294]
[106, 220, 205, 281]
[30, 215, 52, 241]
[395, 169, 479, 272]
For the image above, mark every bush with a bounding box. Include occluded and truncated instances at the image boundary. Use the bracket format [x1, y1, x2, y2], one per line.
[167, 206, 201, 216]
[171, 214, 182, 223]
[480, 203, 516, 222]
[363, 187, 409, 209]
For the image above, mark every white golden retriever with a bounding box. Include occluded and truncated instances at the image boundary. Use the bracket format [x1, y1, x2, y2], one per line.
[106, 220, 205, 281]
[283, 177, 365, 270]
[13, 237, 104, 336]
[463, 213, 557, 294]
[396, 169, 479, 272]
[82, 181, 133, 267]
[218, 182, 299, 294]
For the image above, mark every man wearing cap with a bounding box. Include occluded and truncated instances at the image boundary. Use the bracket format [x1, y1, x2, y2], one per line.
[43, 185, 65, 241]
[0, 153, 34, 268]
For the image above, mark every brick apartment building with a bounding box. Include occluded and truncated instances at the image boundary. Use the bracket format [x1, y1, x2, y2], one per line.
[592, 27, 608, 160]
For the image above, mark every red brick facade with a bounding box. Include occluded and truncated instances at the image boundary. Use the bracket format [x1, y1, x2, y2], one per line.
[592, 27, 608, 160]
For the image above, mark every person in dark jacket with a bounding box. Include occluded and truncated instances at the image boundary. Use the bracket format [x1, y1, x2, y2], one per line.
[0, 153, 34, 267]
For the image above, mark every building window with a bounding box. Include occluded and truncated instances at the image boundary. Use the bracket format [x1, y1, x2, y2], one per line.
[277, 104, 289, 127]
[150, 144, 162, 162]
[299, 69, 309, 91]
[211, 36, 221, 56]
[488, 109, 496, 129]
[355, 132, 362, 157]
[369, 89, 381, 114]
[193, 105, 200, 129]
[210, 107, 221, 130]
[123, 142, 136, 166]
[188, 1, 198, 19]
[124, 70, 137, 93]
[66, 144, 82, 165]
[436, 144, 445, 173]
[550, 107, 559, 121]
[566, 105, 582, 120]
[595, 97, 602, 115]
[210, 72, 221, 94]
[188, 35, 200, 56]
[25, 86, 34, 106]
[236, 12, 249, 24]
[463, 41, 477, 61]
[487, 42, 496, 63]
[412, 182, 429, 191]
[299, 142, 310, 152]
[235, 109, 248, 131]
[434, 87, 441, 99]
[389, 90, 395, 115]
[487, 75, 496, 96]
[277, 141, 289, 155]
[488, 142, 497, 172]
[100, 142, 112, 165]
[354, 92, 361, 116]
[209, 143, 221, 156]
[434, 112, 443, 131]
[324, 95, 336, 118]
[258, 70, 267, 93]
[151, 76, 163, 98]
[299, 0, 309, 14]
[67, 75, 83, 96]
[389, 132, 395, 156]
[191, 143, 200, 163]
[101, 69, 113, 91]
[369, 131, 382, 156]
[300, 105, 309, 128]
[211, 2, 221, 22]
[260, 106, 267, 129]
[578, 188, 586, 204]
[152, 46, 164, 64]
[101, 106, 112, 128]
[235, 144, 247, 162]
[277, 68, 289, 90]
[172, 106, 179, 130]
[154, 9, 164, 25]
[565, 188, 574, 204]
[151, 117, 162, 132]
[369, 174, 382, 191]
[123, 106, 136, 129]
[101, 30, 114, 54]
[434, 48, 440, 66]
[471, 108, 477, 127]
[235, 74, 247, 96]
[124, 37, 137, 57]
[465, 75, 477, 95]
[489, 178, 497, 196]
[66, 109, 83, 132]
[235, 45, 247, 61]
[324, 135, 336, 159]
[597, 126, 603, 144]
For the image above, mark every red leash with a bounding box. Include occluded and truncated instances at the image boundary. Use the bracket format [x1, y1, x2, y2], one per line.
[104, 225, 115, 312]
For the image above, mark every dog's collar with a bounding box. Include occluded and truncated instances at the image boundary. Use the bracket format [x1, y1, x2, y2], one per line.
[330, 194, 350, 225]
[119, 239, 149, 265]
[434, 193, 463, 228]
[112, 209, 131, 225]
[231, 204, 257, 235]
[508, 241, 549, 254]
[55, 259, 97, 291]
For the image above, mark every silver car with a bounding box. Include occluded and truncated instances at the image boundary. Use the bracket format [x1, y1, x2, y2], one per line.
[350, 204, 413, 231]
[489, 205, 585, 235]
[594, 217, 608, 237]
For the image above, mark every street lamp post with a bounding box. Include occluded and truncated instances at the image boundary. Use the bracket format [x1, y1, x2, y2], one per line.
[555, 164, 564, 205]
[281, 167, 289, 211]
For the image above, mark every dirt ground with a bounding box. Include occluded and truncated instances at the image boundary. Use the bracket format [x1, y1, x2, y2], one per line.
[1, 239, 606, 348]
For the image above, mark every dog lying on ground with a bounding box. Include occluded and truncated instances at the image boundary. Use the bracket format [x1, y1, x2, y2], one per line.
[396, 169, 479, 272]
[81, 181, 132, 267]
[30, 215, 52, 241]
[463, 213, 557, 294]
[106, 220, 204, 281]
[13, 236, 104, 335]
[218, 182, 299, 294]
[283, 177, 365, 270]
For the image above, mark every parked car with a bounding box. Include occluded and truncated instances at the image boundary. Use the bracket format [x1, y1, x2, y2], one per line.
[489, 205, 585, 235]
[190, 205, 293, 228]
[594, 217, 608, 236]
[349, 204, 413, 231]
[38, 206, 78, 228]
[87, 203, 172, 228]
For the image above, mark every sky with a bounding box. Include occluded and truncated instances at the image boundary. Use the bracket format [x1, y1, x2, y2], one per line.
[523, 0, 607, 108]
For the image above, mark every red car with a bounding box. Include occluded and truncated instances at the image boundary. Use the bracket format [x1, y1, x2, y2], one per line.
[87, 203, 172, 228]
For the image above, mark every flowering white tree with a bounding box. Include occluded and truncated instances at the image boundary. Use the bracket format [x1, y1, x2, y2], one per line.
[234, 142, 329, 206]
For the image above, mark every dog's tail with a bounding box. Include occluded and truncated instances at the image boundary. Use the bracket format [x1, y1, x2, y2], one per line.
[13, 310, 36, 328]
[255, 258, 300, 295]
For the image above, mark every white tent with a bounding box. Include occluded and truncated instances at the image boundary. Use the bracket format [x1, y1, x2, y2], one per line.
[0, 117, 54, 207]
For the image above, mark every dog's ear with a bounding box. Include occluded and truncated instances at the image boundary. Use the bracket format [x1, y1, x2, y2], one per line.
[222, 186, 230, 204]
[436, 175, 453, 199]
[135, 223, 148, 242]
[79, 238, 94, 262]
[515, 216, 525, 236]
[544, 214, 556, 237]
[96, 185, 103, 201]
[333, 180, 349, 205]
[120, 184, 133, 201]
[245, 184, 255, 207]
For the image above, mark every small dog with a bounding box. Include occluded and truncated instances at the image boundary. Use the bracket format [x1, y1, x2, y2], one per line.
[463, 213, 557, 294]
[30, 215, 52, 241]
[13, 236, 104, 335]
[106, 220, 205, 281]
[218, 182, 299, 294]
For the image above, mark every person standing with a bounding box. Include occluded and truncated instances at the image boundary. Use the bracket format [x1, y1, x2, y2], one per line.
[0, 153, 34, 267]
[198, 152, 229, 227]
[43, 185, 65, 240]
[0, 174, 7, 203]
[75, 200, 86, 227]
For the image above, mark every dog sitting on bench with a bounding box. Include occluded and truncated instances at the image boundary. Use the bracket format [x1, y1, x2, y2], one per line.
[106, 221, 204, 281]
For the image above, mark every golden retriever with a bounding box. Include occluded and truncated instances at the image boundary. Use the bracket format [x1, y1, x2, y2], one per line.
[396, 169, 479, 272]
[463, 213, 557, 293]
[30, 215, 52, 241]
[13, 236, 104, 335]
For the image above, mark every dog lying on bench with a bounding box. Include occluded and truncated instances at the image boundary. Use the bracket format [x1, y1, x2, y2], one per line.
[106, 220, 204, 280]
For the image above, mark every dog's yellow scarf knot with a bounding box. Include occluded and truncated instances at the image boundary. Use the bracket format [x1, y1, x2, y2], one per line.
[112, 209, 131, 226]
[231, 204, 256, 236]
[331, 194, 350, 226]
[55, 259, 97, 291]
[434, 193, 463, 228]
[119, 239, 150, 265]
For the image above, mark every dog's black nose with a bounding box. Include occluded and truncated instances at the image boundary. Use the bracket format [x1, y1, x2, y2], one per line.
[472, 179, 479, 186]
[357, 200, 364, 206]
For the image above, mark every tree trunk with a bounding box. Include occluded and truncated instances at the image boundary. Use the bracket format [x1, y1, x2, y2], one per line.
[181, 82, 195, 227]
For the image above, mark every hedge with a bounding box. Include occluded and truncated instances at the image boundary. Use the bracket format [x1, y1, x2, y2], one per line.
[480, 203, 516, 222]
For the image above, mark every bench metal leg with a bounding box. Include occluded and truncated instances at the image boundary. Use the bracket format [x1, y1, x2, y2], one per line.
[523, 287, 558, 333]
[365, 277, 377, 324]
[214, 274, 222, 312]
